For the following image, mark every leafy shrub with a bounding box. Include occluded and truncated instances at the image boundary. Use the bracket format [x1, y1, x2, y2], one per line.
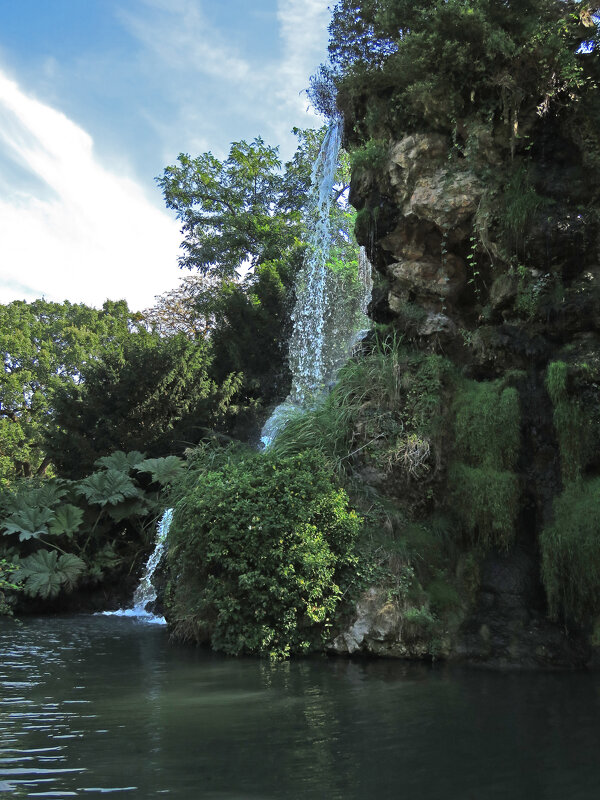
[0, 558, 20, 615]
[350, 139, 388, 174]
[166, 450, 361, 658]
[540, 478, 600, 622]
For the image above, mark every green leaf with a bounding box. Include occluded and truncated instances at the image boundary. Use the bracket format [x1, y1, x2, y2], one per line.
[135, 455, 185, 485]
[56, 553, 86, 592]
[95, 450, 147, 473]
[106, 497, 152, 523]
[17, 550, 61, 598]
[2, 507, 55, 541]
[16, 549, 85, 599]
[75, 469, 143, 507]
[49, 504, 84, 537]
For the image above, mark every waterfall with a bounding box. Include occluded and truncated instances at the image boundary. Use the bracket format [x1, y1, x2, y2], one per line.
[261, 120, 372, 447]
[102, 508, 173, 625]
[288, 118, 343, 407]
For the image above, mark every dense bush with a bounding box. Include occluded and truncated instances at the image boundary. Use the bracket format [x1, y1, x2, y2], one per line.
[165, 450, 361, 658]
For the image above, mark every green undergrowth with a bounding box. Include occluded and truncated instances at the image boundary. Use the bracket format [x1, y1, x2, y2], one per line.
[0, 450, 182, 608]
[541, 360, 600, 623]
[449, 377, 521, 549]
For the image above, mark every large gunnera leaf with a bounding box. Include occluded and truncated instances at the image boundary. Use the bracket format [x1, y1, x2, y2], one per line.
[49, 504, 85, 537]
[76, 469, 142, 507]
[95, 450, 146, 473]
[16, 550, 86, 599]
[135, 456, 184, 485]
[2, 507, 55, 541]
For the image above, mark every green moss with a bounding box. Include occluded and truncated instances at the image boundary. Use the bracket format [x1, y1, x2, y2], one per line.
[540, 477, 600, 622]
[449, 378, 521, 547]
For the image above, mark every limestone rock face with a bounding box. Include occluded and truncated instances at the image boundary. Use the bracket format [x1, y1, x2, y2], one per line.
[330, 588, 435, 659]
[366, 133, 485, 313]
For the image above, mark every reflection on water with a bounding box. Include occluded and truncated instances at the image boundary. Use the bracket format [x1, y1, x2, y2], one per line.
[1, 616, 600, 798]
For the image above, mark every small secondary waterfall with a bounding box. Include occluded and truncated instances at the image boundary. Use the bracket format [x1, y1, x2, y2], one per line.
[102, 508, 173, 624]
[261, 119, 372, 447]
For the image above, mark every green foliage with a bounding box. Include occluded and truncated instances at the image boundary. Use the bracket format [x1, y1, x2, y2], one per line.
[76, 470, 142, 507]
[0, 448, 168, 604]
[502, 167, 543, 243]
[2, 507, 55, 541]
[540, 478, 600, 622]
[350, 138, 388, 174]
[329, 0, 596, 138]
[157, 138, 304, 278]
[0, 298, 135, 484]
[0, 558, 20, 615]
[450, 378, 521, 547]
[136, 456, 185, 486]
[96, 451, 146, 473]
[166, 450, 361, 658]
[14, 550, 86, 600]
[46, 331, 235, 478]
[49, 505, 84, 538]
[272, 336, 450, 478]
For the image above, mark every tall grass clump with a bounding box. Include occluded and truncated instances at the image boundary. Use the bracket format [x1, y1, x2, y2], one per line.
[270, 334, 405, 474]
[540, 477, 600, 622]
[449, 378, 521, 548]
[545, 360, 588, 482]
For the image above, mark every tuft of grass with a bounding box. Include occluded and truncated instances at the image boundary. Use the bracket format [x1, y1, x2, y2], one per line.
[540, 477, 600, 622]
[449, 377, 521, 548]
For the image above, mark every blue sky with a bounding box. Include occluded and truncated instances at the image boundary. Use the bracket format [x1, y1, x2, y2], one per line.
[0, 0, 331, 310]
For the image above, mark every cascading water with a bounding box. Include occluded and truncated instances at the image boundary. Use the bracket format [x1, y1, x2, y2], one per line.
[288, 118, 343, 407]
[102, 507, 173, 624]
[260, 120, 372, 447]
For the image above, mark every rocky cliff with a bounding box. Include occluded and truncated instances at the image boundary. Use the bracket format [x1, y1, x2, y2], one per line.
[330, 106, 600, 667]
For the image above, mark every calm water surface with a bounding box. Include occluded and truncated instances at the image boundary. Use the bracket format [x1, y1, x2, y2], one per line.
[1, 615, 600, 799]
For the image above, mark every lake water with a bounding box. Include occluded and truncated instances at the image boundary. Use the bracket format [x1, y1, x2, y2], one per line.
[1, 615, 600, 799]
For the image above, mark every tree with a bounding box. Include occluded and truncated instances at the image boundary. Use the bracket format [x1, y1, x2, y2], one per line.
[0, 299, 135, 484]
[45, 330, 239, 478]
[328, 0, 600, 138]
[157, 137, 305, 278]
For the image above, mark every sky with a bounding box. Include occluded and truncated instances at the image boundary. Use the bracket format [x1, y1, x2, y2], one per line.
[0, 0, 332, 311]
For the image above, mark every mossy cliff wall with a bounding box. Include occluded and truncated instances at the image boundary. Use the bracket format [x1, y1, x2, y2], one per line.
[330, 83, 600, 667]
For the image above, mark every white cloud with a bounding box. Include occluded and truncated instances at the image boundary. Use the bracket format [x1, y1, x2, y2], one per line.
[119, 0, 331, 160]
[0, 69, 182, 310]
[118, 0, 250, 82]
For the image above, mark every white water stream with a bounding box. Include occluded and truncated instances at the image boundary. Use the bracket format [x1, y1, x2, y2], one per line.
[102, 507, 173, 624]
[261, 120, 372, 447]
